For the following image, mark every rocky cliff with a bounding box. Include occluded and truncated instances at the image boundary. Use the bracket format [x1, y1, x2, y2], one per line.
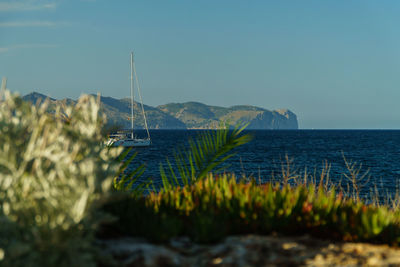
[159, 102, 298, 129]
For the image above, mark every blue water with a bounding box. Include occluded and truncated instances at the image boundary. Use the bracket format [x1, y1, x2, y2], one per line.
[128, 130, 400, 199]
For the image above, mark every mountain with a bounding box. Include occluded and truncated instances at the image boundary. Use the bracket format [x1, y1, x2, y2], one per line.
[98, 96, 186, 129]
[22, 92, 298, 129]
[23, 92, 56, 103]
[158, 102, 298, 129]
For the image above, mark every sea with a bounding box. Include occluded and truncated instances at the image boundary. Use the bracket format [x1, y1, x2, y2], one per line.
[127, 130, 400, 200]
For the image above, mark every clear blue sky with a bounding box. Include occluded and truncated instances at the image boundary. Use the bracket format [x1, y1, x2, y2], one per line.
[1, 0, 400, 129]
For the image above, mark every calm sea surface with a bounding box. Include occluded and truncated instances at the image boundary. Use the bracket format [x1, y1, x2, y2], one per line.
[128, 130, 400, 199]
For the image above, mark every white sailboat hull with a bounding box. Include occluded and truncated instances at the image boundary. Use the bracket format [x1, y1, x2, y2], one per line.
[107, 138, 150, 147]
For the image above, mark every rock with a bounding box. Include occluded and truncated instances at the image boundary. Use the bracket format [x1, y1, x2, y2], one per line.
[98, 235, 400, 266]
[159, 102, 299, 129]
[273, 109, 299, 129]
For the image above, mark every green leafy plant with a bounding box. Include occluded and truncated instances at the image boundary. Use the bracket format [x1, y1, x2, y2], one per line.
[160, 124, 252, 189]
[102, 173, 400, 244]
[0, 90, 122, 266]
[112, 148, 150, 195]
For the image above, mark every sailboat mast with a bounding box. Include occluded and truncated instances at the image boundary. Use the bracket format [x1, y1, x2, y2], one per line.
[130, 52, 134, 138]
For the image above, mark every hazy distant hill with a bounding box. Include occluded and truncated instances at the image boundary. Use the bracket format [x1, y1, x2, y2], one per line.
[158, 102, 298, 129]
[98, 96, 186, 129]
[23, 92, 56, 103]
[22, 92, 186, 129]
[22, 92, 298, 129]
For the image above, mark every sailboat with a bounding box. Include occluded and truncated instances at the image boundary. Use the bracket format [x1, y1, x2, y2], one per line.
[106, 52, 151, 147]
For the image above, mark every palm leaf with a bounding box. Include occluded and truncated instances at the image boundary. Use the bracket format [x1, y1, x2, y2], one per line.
[160, 123, 252, 188]
[113, 148, 151, 195]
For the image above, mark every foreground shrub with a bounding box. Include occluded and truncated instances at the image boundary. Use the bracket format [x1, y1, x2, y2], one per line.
[0, 90, 122, 266]
[102, 173, 400, 244]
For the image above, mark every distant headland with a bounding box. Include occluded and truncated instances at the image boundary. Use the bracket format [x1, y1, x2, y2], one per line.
[23, 92, 299, 130]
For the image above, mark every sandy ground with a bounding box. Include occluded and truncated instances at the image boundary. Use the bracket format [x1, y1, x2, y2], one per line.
[98, 234, 400, 266]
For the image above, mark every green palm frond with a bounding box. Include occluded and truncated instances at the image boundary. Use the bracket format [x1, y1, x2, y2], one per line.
[113, 148, 151, 195]
[160, 124, 252, 189]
